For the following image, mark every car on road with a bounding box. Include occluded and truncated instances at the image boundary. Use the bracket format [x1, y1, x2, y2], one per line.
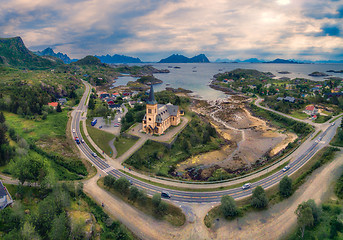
[161, 191, 171, 198]
[91, 152, 97, 157]
[114, 123, 120, 127]
[72, 129, 75, 133]
[318, 137, 322, 141]
[99, 126, 102, 129]
[242, 183, 251, 190]
[81, 139, 84, 143]
[282, 165, 290, 172]
[332, 122, 335, 126]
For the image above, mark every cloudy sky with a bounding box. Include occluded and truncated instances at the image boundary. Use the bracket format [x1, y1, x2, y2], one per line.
[1, 0, 343, 61]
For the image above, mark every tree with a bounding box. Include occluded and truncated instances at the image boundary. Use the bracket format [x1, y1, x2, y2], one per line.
[221, 195, 238, 218]
[10, 153, 47, 184]
[155, 201, 168, 217]
[21, 221, 40, 240]
[104, 175, 116, 187]
[56, 103, 62, 112]
[0, 112, 5, 123]
[152, 193, 161, 208]
[113, 177, 130, 195]
[295, 203, 314, 238]
[279, 176, 292, 198]
[49, 212, 70, 240]
[128, 186, 139, 202]
[88, 98, 95, 110]
[251, 186, 268, 209]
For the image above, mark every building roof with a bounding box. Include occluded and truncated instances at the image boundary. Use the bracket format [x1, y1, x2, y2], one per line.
[48, 102, 58, 107]
[284, 96, 295, 102]
[305, 105, 315, 111]
[147, 84, 157, 105]
[0, 180, 6, 198]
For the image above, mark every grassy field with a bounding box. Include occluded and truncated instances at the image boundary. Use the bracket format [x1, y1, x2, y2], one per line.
[290, 110, 308, 120]
[2, 111, 88, 180]
[113, 136, 138, 158]
[4, 111, 68, 142]
[86, 119, 115, 157]
[314, 115, 332, 123]
[98, 178, 186, 226]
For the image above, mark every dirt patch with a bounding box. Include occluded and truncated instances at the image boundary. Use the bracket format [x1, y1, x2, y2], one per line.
[177, 96, 297, 180]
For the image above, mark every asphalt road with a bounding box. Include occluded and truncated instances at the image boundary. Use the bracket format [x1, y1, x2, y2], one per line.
[72, 81, 341, 203]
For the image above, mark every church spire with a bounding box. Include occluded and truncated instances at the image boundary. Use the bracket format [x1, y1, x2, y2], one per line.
[147, 84, 157, 105]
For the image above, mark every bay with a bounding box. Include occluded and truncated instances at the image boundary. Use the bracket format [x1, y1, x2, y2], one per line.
[125, 63, 343, 100]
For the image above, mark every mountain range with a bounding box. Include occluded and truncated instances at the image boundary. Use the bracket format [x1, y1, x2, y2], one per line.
[0, 37, 62, 69]
[95, 54, 142, 63]
[214, 58, 343, 64]
[35, 47, 76, 64]
[159, 54, 210, 63]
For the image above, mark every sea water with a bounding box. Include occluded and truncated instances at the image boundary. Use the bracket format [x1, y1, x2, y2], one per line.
[124, 63, 343, 100]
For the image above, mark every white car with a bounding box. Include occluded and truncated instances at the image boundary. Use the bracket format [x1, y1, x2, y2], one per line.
[81, 139, 84, 143]
[282, 165, 290, 172]
[92, 152, 97, 158]
[242, 183, 251, 190]
[72, 129, 75, 133]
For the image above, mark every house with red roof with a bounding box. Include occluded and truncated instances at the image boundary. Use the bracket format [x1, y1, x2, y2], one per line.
[48, 102, 58, 109]
[304, 105, 318, 116]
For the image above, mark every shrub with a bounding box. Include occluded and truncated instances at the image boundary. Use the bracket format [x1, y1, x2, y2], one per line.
[221, 195, 238, 218]
[251, 186, 268, 209]
[279, 176, 292, 198]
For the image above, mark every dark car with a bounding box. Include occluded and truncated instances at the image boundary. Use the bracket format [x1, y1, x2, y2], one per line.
[161, 191, 171, 198]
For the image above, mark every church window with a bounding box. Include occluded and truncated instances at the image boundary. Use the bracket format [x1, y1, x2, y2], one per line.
[148, 109, 151, 113]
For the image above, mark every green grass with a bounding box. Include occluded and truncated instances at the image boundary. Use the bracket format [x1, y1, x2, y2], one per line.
[290, 110, 308, 120]
[4, 111, 68, 142]
[79, 122, 103, 159]
[113, 136, 138, 158]
[314, 115, 332, 123]
[330, 127, 343, 147]
[86, 119, 115, 157]
[98, 178, 186, 226]
[311, 130, 322, 140]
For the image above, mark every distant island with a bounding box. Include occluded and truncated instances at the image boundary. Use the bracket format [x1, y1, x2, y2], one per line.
[159, 54, 210, 63]
[95, 54, 142, 63]
[35, 47, 76, 64]
[327, 70, 343, 73]
[309, 71, 330, 77]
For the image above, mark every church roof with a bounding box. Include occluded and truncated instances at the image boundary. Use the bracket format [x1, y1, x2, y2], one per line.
[146, 84, 157, 105]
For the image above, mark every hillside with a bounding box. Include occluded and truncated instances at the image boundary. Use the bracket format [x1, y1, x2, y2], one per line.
[35, 47, 75, 63]
[0, 37, 60, 69]
[72, 55, 105, 66]
[159, 53, 210, 63]
[95, 54, 142, 63]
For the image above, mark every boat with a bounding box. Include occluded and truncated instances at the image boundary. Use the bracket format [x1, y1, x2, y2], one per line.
[174, 66, 181, 69]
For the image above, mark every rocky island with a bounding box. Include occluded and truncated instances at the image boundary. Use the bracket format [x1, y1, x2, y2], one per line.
[309, 71, 330, 77]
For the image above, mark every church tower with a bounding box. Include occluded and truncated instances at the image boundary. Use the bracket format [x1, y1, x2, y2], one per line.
[145, 84, 157, 134]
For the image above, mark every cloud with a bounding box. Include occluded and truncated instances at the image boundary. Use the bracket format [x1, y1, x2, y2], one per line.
[0, 0, 342, 61]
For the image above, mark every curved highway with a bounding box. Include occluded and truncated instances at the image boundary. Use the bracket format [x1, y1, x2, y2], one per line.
[72, 81, 341, 203]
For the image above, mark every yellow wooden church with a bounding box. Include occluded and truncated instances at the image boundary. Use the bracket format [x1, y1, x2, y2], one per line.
[142, 85, 181, 135]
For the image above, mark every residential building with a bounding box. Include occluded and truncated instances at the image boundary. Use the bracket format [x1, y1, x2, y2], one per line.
[48, 102, 58, 109]
[304, 105, 318, 116]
